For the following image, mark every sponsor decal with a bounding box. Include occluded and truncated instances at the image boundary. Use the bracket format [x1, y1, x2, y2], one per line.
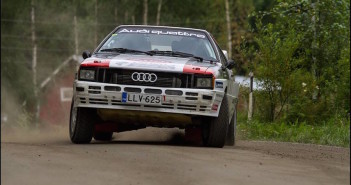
[81, 59, 110, 67]
[183, 64, 213, 75]
[215, 81, 223, 88]
[122, 92, 128, 103]
[118, 29, 206, 39]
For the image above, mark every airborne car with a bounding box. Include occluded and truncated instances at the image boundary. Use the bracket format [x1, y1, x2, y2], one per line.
[70, 25, 239, 147]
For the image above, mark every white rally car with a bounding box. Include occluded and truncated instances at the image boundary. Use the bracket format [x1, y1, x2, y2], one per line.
[70, 25, 239, 147]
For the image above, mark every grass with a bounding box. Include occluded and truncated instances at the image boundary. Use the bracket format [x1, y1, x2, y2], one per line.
[237, 115, 350, 147]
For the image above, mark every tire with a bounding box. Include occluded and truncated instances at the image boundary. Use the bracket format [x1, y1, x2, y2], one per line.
[225, 108, 236, 146]
[203, 95, 229, 148]
[94, 132, 113, 141]
[69, 99, 96, 144]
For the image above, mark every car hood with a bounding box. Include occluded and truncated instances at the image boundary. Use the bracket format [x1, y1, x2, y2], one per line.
[81, 54, 219, 75]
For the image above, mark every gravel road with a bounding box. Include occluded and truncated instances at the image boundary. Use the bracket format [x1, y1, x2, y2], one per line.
[1, 127, 349, 185]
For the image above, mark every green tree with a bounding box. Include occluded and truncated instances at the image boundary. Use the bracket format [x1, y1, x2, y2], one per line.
[243, 0, 350, 123]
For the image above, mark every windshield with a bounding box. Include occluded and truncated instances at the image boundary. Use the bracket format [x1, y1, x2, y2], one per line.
[98, 27, 218, 61]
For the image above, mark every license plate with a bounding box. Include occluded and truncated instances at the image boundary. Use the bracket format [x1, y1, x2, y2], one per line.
[122, 92, 161, 105]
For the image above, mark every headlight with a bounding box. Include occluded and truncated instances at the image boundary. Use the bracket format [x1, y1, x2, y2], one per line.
[196, 77, 212, 88]
[79, 69, 95, 80]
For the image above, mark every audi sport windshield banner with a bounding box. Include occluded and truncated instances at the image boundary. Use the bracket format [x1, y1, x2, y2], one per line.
[116, 28, 207, 39]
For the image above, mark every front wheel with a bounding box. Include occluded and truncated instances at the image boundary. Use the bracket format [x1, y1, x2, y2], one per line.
[69, 100, 95, 144]
[202, 95, 229, 148]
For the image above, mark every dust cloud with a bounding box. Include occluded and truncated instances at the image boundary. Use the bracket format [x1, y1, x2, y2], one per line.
[1, 83, 69, 144]
[1, 125, 185, 145]
[1, 84, 185, 145]
[1, 123, 69, 144]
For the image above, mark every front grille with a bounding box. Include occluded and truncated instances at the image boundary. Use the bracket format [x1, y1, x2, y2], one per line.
[144, 88, 162, 94]
[124, 87, 142, 93]
[78, 68, 213, 89]
[96, 68, 193, 88]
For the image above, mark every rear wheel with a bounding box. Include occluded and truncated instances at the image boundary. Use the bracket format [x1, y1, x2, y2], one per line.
[202, 95, 229, 148]
[69, 99, 95, 144]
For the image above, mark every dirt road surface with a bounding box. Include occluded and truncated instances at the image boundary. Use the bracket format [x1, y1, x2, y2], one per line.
[1, 127, 350, 185]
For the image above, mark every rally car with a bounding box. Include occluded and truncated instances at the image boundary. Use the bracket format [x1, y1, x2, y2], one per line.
[70, 25, 239, 147]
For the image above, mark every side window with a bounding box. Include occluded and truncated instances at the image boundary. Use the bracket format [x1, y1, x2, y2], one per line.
[217, 45, 227, 66]
[209, 34, 226, 64]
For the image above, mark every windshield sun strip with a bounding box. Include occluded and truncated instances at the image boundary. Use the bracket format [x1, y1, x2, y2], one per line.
[94, 27, 220, 61]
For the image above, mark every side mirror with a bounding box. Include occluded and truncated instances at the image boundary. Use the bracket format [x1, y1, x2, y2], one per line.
[222, 50, 228, 60]
[82, 50, 92, 59]
[226, 60, 235, 69]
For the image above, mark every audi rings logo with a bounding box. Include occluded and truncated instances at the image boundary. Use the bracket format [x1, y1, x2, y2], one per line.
[131, 72, 157, 82]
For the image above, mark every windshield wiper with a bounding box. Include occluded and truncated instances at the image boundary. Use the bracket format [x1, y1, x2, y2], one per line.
[148, 50, 204, 62]
[100, 48, 153, 56]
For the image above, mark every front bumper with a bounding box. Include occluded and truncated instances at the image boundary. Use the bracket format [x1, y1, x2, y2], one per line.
[73, 81, 224, 117]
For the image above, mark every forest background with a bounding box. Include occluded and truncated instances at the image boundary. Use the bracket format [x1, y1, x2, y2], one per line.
[1, 0, 349, 146]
